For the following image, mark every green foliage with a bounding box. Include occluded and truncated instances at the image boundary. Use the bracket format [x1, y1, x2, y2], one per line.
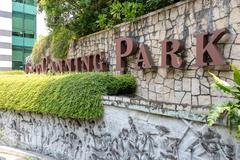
[35, 0, 180, 60]
[208, 65, 240, 138]
[0, 73, 136, 120]
[50, 27, 75, 59]
[111, 74, 137, 95]
[110, 1, 122, 21]
[35, 0, 180, 59]
[145, 0, 178, 11]
[32, 35, 51, 64]
[122, 2, 143, 21]
[39, 0, 112, 37]
[0, 70, 25, 75]
[97, 14, 109, 29]
[98, 1, 143, 29]
[38, 0, 180, 37]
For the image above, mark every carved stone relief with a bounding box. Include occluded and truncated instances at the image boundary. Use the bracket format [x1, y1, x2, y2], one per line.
[0, 106, 238, 160]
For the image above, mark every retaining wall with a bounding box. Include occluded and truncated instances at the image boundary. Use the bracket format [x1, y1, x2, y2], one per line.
[0, 101, 239, 160]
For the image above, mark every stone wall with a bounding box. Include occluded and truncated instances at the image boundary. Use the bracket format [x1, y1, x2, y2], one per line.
[0, 103, 239, 160]
[1, 0, 240, 159]
[69, 0, 240, 107]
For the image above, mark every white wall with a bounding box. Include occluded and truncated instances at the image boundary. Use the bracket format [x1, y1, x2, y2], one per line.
[0, 48, 12, 56]
[0, 0, 12, 70]
[0, 0, 12, 13]
[0, 61, 12, 68]
[0, 17, 12, 31]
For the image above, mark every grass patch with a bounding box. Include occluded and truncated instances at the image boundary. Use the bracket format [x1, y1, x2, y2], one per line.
[0, 70, 25, 75]
[0, 73, 136, 120]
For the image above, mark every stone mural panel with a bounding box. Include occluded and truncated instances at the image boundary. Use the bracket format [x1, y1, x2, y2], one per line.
[0, 106, 238, 160]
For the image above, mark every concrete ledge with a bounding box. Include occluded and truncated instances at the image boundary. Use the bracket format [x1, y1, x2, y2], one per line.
[102, 95, 219, 124]
[0, 146, 56, 160]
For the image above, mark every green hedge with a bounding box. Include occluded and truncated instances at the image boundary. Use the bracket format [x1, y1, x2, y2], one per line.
[0, 73, 136, 120]
[0, 70, 25, 75]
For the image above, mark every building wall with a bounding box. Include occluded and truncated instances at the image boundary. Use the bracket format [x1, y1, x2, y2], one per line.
[12, 0, 37, 70]
[0, 0, 12, 71]
[69, 0, 240, 107]
[0, 0, 37, 71]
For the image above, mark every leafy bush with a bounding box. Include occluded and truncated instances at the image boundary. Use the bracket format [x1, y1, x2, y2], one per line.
[145, 0, 178, 11]
[39, 0, 112, 37]
[32, 35, 51, 64]
[34, 0, 181, 61]
[98, 0, 144, 29]
[39, 0, 180, 37]
[0, 70, 25, 75]
[0, 73, 136, 120]
[208, 65, 240, 138]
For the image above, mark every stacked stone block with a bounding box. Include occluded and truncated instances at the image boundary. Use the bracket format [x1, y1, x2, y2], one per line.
[69, 0, 240, 107]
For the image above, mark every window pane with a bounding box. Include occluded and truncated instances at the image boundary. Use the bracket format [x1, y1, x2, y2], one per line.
[13, 61, 24, 70]
[24, 0, 35, 6]
[24, 33, 34, 38]
[24, 47, 32, 60]
[13, 0, 24, 3]
[12, 47, 24, 61]
[24, 14, 35, 34]
[13, 31, 24, 37]
[13, 12, 24, 31]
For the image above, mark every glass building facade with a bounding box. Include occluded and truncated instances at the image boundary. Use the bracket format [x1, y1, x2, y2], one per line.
[12, 0, 36, 70]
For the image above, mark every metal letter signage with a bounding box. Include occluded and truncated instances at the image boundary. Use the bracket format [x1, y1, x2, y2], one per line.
[115, 37, 138, 72]
[195, 28, 227, 66]
[26, 29, 228, 74]
[136, 44, 154, 70]
[161, 39, 184, 68]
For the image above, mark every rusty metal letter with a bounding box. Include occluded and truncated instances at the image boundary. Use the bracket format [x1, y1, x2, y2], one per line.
[161, 39, 184, 68]
[196, 28, 227, 66]
[93, 52, 108, 71]
[66, 59, 76, 72]
[82, 55, 94, 72]
[75, 57, 82, 72]
[115, 37, 137, 72]
[136, 44, 154, 70]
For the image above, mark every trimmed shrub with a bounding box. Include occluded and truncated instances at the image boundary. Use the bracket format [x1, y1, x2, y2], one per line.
[0, 73, 136, 120]
[0, 70, 25, 75]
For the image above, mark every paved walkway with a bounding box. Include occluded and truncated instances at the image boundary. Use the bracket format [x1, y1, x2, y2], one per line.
[0, 146, 55, 160]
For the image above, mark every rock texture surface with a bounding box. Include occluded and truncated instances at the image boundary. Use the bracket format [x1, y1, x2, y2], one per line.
[1, 0, 240, 159]
[0, 106, 239, 160]
[69, 0, 240, 106]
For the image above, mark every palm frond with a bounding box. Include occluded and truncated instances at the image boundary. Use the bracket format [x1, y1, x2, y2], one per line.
[208, 102, 231, 126]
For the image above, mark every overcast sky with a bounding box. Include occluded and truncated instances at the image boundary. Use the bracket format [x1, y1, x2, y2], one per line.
[37, 10, 49, 39]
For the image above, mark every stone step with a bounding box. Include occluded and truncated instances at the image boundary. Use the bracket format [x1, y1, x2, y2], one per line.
[0, 146, 55, 160]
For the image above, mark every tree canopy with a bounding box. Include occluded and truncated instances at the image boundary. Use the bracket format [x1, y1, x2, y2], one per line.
[33, 0, 179, 61]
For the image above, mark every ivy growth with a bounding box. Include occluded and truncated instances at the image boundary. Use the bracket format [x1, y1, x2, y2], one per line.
[50, 27, 75, 60]
[32, 35, 51, 64]
[208, 65, 240, 139]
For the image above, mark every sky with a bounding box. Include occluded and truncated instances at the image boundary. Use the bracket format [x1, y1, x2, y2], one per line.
[36, 10, 49, 39]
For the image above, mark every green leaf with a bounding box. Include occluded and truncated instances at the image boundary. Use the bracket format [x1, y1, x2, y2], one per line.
[209, 72, 233, 94]
[237, 125, 240, 139]
[208, 102, 231, 126]
[231, 65, 240, 86]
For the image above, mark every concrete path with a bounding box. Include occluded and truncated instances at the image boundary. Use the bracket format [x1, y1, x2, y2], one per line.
[0, 146, 55, 160]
